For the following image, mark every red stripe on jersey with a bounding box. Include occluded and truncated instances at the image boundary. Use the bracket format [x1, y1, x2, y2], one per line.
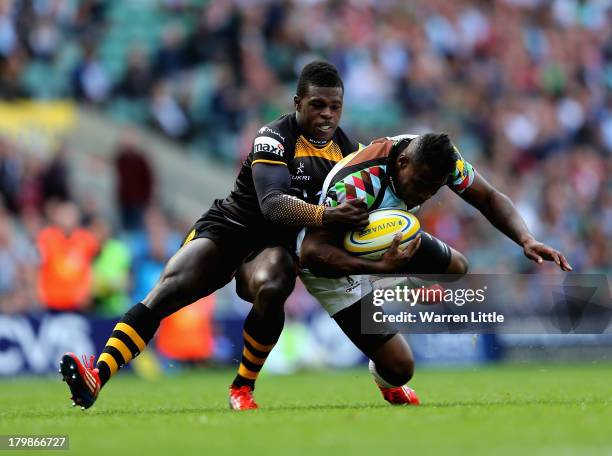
[353, 176, 365, 191]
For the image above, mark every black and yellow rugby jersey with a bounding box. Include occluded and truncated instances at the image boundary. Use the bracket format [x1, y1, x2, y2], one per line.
[217, 113, 360, 226]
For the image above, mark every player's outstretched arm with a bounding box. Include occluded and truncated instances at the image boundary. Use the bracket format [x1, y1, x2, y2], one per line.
[300, 229, 421, 278]
[460, 173, 572, 271]
[253, 163, 368, 229]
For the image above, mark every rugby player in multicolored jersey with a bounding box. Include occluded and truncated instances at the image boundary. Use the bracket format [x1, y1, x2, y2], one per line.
[298, 133, 572, 405]
[59, 61, 369, 410]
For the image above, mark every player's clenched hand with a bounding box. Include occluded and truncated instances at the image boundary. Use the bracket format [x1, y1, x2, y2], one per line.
[378, 233, 422, 273]
[323, 198, 369, 229]
[522, 238, 572, 271]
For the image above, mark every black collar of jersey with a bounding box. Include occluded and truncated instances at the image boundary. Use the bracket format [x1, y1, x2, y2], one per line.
[386, 137, 411, 197]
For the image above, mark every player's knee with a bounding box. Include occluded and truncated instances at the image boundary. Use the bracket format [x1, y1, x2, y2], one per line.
[252, 252, 296, 302]
[251, 264, 295, 312]
[254, 274, 295, 308]
[252, 277, 295, 317]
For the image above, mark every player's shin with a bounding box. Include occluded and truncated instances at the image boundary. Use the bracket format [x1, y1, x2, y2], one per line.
[232, 307, 284, 389]
[96, 303, 161, 387]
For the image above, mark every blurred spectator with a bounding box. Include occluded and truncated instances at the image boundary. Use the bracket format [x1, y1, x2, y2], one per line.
[36, 200, 99, 311]
[0, 0, 17, 59]
[28, 17, 60, 61]
[115, 47, 154, 100]
[153, 24, 187, 80]
[90, 216, 131, 317]
[72, 43, 111, 104]
[18, 156, 43, 214]
[0, 138, 21, 214]
[149, 80, 193, 141]
[114, 130, 155, 231]
[20, 206, 43, 248]
[183, 10, 214, 66]
[0, 207, 38, 312]
[41, 144, 71, 204]
[209, 65, 244, 134]
[73, 0, 107, 35]
[0, 48, 28, 99]
[156, 296, 216, 364]
[128, 206, 181, 303]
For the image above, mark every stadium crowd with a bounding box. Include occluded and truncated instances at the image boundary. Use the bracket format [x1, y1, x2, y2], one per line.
[0, 134, 186, 314]
[0, 0, 610, 313]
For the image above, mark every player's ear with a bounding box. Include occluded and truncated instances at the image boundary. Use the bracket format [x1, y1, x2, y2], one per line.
[294, 95, 301, 111]
[397, 151, 411, 169]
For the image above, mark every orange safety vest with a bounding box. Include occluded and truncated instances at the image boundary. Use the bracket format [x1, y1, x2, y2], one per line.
[156, 295, 215, 361]
[37, 226, 99, 311]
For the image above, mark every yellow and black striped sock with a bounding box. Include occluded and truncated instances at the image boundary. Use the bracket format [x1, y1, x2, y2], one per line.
[232, 308, 283, 389]
[96, 303, 161, 386]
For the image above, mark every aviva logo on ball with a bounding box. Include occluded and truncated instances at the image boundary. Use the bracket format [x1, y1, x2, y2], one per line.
[343, 208, 421, 259]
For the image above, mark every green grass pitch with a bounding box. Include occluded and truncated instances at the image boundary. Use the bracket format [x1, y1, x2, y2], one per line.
[1, 363, 612, 455]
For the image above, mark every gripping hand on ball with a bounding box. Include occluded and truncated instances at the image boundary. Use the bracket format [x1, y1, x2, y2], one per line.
[323, 198, 369, 230]
[379, 233, 422, 273]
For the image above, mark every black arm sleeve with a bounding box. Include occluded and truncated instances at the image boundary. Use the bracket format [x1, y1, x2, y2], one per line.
[252, 163, 325, 227]
[252, 162, 291, 204]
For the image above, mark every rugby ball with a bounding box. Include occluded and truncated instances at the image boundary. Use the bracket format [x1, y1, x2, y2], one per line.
[343, 208, 421, 260]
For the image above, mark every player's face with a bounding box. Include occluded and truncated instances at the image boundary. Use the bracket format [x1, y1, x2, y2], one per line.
[395, 158, 449, 209]
[294, 85, 344, 142]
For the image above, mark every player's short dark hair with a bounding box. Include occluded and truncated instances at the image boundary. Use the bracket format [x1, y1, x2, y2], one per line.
[409, 133, 456, 177]
[296, 61, 344, 98]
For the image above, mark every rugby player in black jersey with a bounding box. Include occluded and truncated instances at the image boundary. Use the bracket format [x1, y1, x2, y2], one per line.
[59, 61, 369, 410]
[298, 133, 572, 405]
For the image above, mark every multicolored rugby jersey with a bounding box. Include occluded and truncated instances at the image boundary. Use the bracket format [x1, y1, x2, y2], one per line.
[322, 134, 475, 210]
[298, 133, 476, 316]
